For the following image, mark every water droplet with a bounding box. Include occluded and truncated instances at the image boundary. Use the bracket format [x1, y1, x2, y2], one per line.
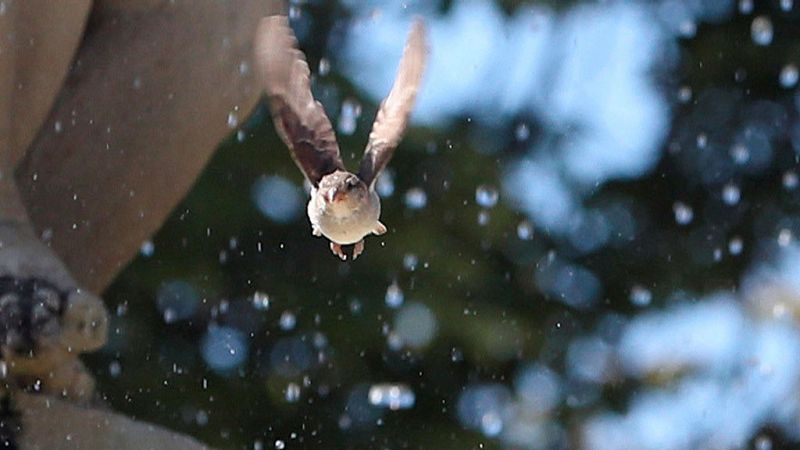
[673, 202, 694, 225]
[780, 64, 799, 89]
[751, 16, 774, 46]
[252, 292, 270, 311]
[376, 170, 395, 197]
[755, 435, 773, 450]
[368, 384, 415, 410]
[477, 210, 490, 226]
[722, 183, 741, 205]
[285, 383, 301, 402]
[696, 133, 708, 149]
[109, 360, 122, 377]
[677, 86, 692, 103]
[678, 20, 696, 38]
[729, 236, 744, 255]
[238, 61, 250, 75]
[784, 171, 799, 190]
[132, 77, 142, 90]
[779, 229, 793, 246]
[404, 188, 427, 210]
[288, 4, 301, 20]
[280, 311, 297, 331]
[629, 285, 652, 307]
[338, 98, 361, 135]
[274, 440, 286, 450]
[318, 58, 330, 76]
[403, 254, 418, 271]
[385, 282, 404, 308]
[781, 0, 794, 11]
[475, 185, 499, 208]
[730, 144, 750, 164]
[227, 111, 239, 128]
[739, 0, 754, 14]
[140, 240, 155, 257]
[514, 123, 530, 141]
[516, 221, 534, 240]
[54, 121, 63, 133]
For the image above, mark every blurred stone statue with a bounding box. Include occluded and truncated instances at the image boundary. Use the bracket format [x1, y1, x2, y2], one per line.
[0, 0, 278, 448]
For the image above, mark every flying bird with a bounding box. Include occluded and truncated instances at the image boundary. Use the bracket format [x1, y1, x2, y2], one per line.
[254, 15, 428, 260]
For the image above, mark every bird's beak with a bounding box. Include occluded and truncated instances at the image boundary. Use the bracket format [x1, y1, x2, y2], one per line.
[326, 188, 337, 203]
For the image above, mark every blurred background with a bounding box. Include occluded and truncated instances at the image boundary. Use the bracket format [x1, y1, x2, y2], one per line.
[86, 0, 800, 449]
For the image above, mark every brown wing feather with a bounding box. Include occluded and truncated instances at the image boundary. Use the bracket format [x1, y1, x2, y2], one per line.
[358, 18, 428, 187]
[254, 16, 344, 187]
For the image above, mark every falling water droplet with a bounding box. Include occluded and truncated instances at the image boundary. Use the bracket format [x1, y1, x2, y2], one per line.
[404, 188, 427, 210]
[252, 292, 270, 311]
[385, 282, 404, 308]
[227, 111, 239, 128]
[280, 311, 296, 331]
[514, 123, 530, 141]
[783, 171, 799, 190]
[729, 236, 744, 255]
[722, 183, 741, 205]
[516, 221, 534, 240]
[629, 285, 652, 307]
[781, 0, 794, 11]
[318, 58, 331, 76]
[285, 383, 301, 402]
[677, 86, 692, 103]
[780, 64, 799, 89]
[739, 0, 754, 14]
[673, 202, 694, 225]
[751, 16, 774, 46]
[475, 185, 499, 208]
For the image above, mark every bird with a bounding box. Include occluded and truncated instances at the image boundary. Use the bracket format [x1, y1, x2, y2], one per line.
[254, 14, 428, 260]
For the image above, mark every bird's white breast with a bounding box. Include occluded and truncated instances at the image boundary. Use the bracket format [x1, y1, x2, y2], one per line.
[307, 190, 381, 245]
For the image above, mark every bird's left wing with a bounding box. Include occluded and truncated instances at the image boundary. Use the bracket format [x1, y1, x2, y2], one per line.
[358, 18, 428, 187]
[255, 16, 345, 187]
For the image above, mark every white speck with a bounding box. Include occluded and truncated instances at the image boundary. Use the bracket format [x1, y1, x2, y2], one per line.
[403, 254, 418, 271]
[475, 185, 499, 208]
[630, 285, 652, 307]
[781, 0, 794, 11]
[288, 4, 301, 20]
[514, 123, 530, 141]
[730, 144, 750, 164]
[678, 20, 696, 38]
[227, 111, 239, 128]
[318, 58, 331, 76]
[755, 435, 773, 450]
[0, 3, 6, 15]
[477, 210, 490, 226]
[784, 171, 799, 190]
[385, 282, 404, 308]
[696, 133, 708, 149]
[739, 0, 754, 14]
[338, 98, 361, 135]
[108, 361, 122, 377]
[140, 240, 155, 257]
[285, 383, 300, 402]
[238, 61, 250, 75]
[729, 236, 743, 255]
[368, 384, 415, 410]
[673, 202, 694, 225]
[237, 130, 246, 142]
[722, 183, 741, 205]
[252, 292, 270, 311]
[132, 77, 142, 90]
[677, 86, 692, 103]
[404, 188, 427, 210]
[274, 440, 285, 450]
[54, 121, 63, 133]
[280, 311, 296, 331]
[517, 221, 534, 240]
[778, 229, 793, 246]
[751, 16, 774, 46]
[780, 64, 799, 88]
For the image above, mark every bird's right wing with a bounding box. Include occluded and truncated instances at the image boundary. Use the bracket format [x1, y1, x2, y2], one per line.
[254, 16, 345, 187]
[358, 18, 428, 187]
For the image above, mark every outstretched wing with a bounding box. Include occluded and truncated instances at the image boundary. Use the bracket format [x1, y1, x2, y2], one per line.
[254, 16, 345, 187]
[358, 18, 428, 187]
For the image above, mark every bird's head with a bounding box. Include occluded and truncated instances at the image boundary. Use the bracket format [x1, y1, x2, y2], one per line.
[318, 171, 368, 212]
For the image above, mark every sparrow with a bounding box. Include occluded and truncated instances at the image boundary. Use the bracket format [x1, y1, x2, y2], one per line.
[254, 15, 428, 260]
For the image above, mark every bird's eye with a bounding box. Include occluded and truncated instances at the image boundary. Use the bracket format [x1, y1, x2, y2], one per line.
[347, 178, 359, 189]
